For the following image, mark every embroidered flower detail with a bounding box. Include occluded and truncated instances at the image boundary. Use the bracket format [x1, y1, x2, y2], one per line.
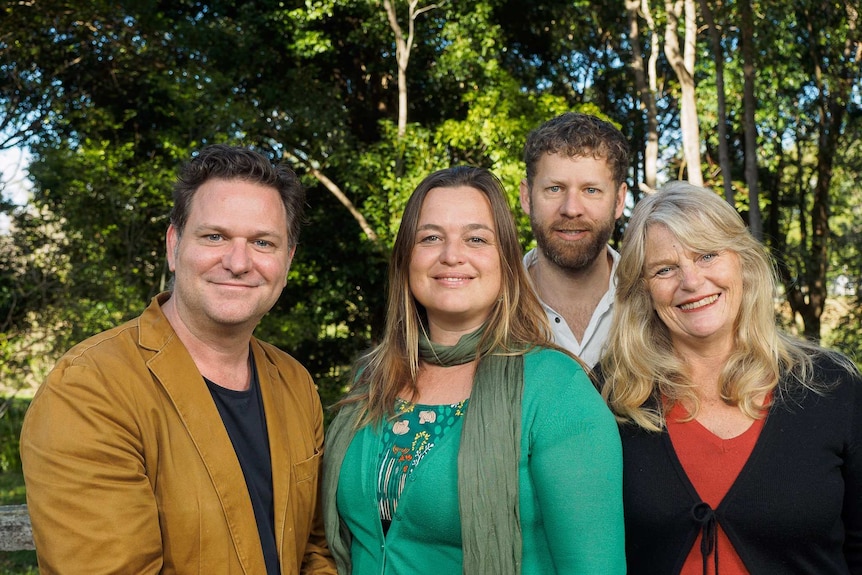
[396, 399, 415, 414]
[393, 446, 412, 464]
[392, 420, 410, 435]
[412, 431, 431, 451]
[418, 410, 436, 424]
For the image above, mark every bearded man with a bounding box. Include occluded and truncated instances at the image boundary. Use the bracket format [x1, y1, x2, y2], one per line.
[520, 112, 630, 369]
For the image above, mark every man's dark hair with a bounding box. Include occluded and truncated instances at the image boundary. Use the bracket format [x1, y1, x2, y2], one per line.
[170, 144, 306, 247]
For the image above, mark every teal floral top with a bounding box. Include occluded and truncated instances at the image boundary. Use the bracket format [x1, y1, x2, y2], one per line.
[377, 398, 469, 527]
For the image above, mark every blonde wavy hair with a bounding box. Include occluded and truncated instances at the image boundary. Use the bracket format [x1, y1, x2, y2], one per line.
[601, 181, 820, 431]
[341, 166, 559, 424]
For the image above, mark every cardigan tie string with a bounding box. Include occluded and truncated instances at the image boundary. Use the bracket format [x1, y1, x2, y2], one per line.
[690, 501, 719, 575]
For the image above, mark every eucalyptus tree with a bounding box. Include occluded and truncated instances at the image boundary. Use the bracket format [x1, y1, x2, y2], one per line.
[664, 0, 704, 185]
[627, 0, 661, 191]
[739, 0, 764, 240]
[697, 0, 734, 204]
[754, 0, 861, 341]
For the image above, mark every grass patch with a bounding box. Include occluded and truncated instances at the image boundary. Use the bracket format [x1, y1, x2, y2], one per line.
[0, 471, 26, 506]
[0, 397, 29, 474]
[0, 552, 38, 575]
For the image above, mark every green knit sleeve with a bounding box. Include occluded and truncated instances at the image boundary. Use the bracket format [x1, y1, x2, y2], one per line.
[520, 349, 626, 574]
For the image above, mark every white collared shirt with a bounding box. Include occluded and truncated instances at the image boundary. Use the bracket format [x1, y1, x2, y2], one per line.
[522, 246, 620, 369]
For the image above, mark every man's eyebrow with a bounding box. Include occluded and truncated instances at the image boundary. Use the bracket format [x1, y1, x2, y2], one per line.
[192, 224, 284, 239]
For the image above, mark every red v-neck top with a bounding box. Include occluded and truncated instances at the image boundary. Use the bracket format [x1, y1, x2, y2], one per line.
[667, 401, 766, 575]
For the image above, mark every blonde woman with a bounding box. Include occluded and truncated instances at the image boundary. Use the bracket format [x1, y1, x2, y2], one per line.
[601, 181, 862, 574]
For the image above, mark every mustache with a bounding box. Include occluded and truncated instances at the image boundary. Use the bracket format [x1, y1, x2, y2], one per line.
[549, 218, 594, 232]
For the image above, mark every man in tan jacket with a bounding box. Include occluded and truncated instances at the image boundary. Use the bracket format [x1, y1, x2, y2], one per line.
[20, 145, 336, 574]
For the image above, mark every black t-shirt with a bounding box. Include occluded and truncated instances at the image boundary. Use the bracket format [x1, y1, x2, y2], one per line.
[206, 357, 280, 575]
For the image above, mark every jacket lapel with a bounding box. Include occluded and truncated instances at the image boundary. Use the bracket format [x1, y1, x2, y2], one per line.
[253, 341, 292, 555]
[140, 295, 266, 574]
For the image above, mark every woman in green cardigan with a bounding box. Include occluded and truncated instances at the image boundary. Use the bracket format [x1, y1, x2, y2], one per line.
[321, 166, 625, 574]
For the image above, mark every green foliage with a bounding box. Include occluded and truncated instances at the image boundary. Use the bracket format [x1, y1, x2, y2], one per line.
[256, 193, 389, 413]
[824, 296, 862, 366]
[0, 551, 37, 575]
[0, 470, 26, 505]
[1, 0, 860, 408]
[0, 398, 29, 474]
[822, 160, 862, 359]
[22, 140, 178, 348]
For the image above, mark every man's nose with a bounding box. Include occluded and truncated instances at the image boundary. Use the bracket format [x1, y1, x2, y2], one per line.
[223, 240, 253, 274]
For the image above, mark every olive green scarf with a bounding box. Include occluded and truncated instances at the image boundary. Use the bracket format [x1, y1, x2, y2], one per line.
[321, 327, 525, 574]
[419, 329, 524, 575]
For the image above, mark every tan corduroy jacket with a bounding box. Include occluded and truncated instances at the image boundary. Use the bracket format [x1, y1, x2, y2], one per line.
[21, 293, 335, 574]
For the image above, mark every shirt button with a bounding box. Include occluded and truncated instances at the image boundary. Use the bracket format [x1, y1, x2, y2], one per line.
[554, 317, 561, 323]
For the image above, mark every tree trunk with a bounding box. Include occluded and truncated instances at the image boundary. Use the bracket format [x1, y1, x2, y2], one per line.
[739, 0, 763, 240]
[284, 150, 381, 245]
[626, 0, 660, 191]
[698, 0, 734, 205]
[382, 0, 436, 139]
[664, 0, 703, 185]
[382, 0, 436, 179]
[383, 0, 409, 138]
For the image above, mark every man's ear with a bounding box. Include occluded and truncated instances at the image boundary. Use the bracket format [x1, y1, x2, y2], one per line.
[165, 224, 179, 272]
[285, 245, 297, 276]
[614, 182, 628, 220]
[519, 179, 532, 215]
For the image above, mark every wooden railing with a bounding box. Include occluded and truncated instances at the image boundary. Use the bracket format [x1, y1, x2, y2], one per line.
[0, 504, 35, 551]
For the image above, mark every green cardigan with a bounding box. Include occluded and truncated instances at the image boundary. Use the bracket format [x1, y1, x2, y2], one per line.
[321, 347, 626, 574]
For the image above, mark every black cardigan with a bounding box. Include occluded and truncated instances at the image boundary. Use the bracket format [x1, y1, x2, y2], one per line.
[619, 353, 862, 574]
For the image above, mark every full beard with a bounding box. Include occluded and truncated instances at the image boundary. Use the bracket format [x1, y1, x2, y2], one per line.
[532, 215, 614, 272]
